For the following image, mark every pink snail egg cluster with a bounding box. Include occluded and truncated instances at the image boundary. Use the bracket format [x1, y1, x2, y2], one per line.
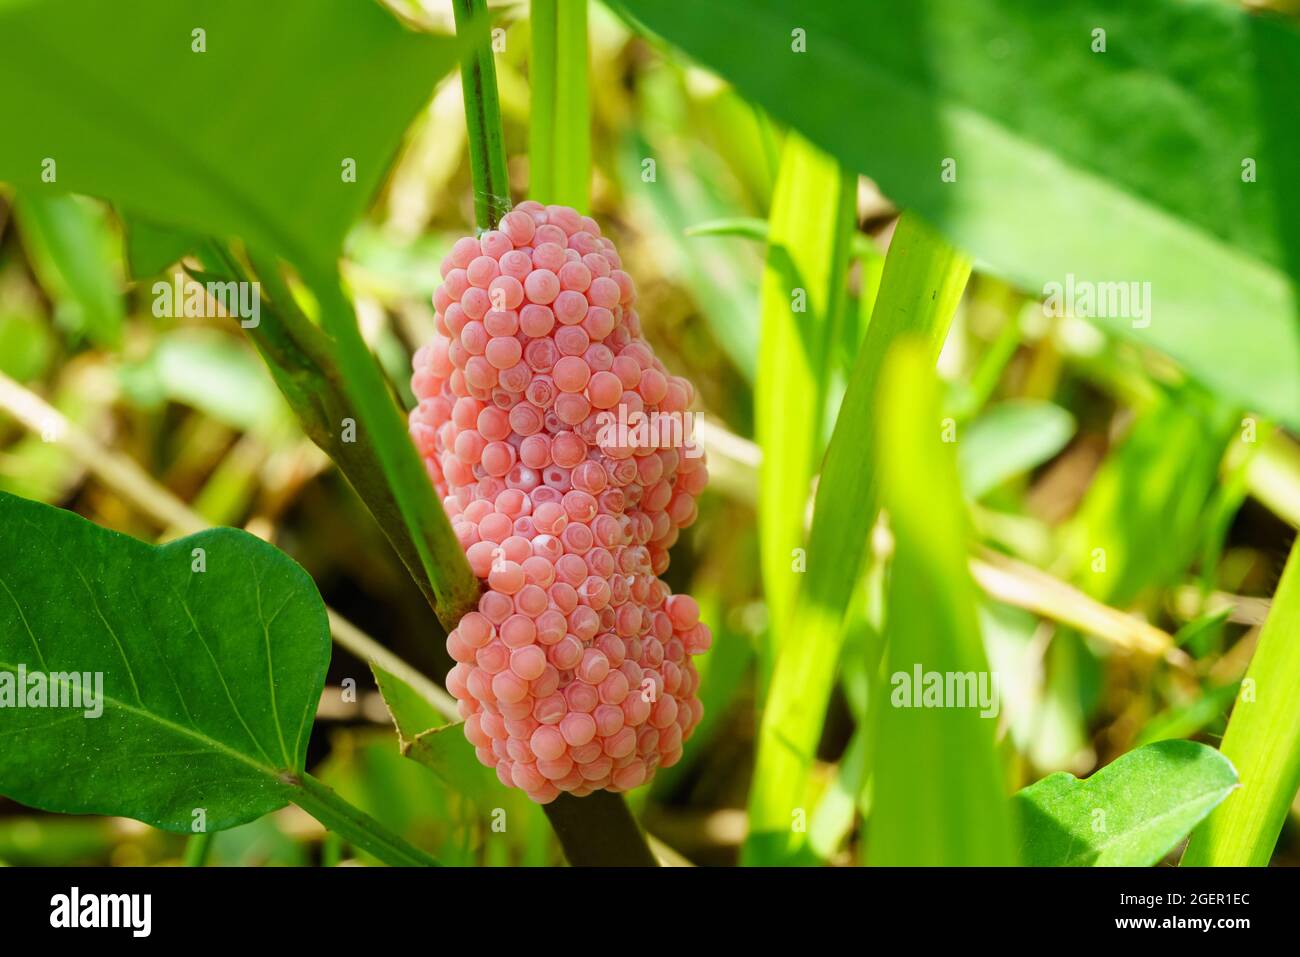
[408, 201, 711, 804]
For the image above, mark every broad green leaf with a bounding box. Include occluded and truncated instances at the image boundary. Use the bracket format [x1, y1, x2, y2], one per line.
[757, 132, 855, 667]
[957, 400, 1075, 500]
[613, 0, 1300, 431]
[121, 214, 196, 279]
[1183, 541, 1300, 866]
[0, 0, 458, 272]
[530, 0, 591, 209]
[13, 193, 123, 347]
[1016, 740, 1238, 866]
[744, 213, 970, 865]
[865, 340, 1015, 866]
[0, 491, 329, 831]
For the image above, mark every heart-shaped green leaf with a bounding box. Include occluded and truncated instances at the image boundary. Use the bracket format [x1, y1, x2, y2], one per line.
[1015, 740, 1238, 866]
[0, 491, 330, 832]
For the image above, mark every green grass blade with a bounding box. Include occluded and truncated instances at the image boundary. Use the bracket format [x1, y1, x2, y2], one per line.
[743, 212, 971, 865]
[1182, 540, 1300, 866]
[756, 131, 855, 670]
[452, 0, 511, 228]
[866, 340, 1015, 866]
[529, 0, 590, 208]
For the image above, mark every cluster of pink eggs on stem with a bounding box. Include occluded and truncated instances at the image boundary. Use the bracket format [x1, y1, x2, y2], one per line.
[409, 201, 711, 803]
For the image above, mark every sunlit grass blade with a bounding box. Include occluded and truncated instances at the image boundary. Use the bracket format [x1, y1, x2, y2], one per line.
[452, 0, 511, 228]
[529, 0, 590, 208]
[743, 212, 971, 865]
[1182, 540, 1300, 866]
[756, 131, 855, 672]
[866, 339, 1015, 866]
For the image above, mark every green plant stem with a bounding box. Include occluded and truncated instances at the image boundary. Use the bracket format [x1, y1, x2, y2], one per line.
[452, 0, 511, 229]
[292, 773, 439, 867]
[755, 132, 855, 675]
[542, 791, 659, 866]
[183, 831, 213, 867]
[306, 268, 482, 630]
[529, 0, 590, 208]
[1182, 539, 1300, 866]
[192, 244, 482, 630]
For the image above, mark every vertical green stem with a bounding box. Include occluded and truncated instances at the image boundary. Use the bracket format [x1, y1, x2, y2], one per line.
[307, 268, 482, 631]
[452, 0, 511, 229]
[183, 831, 213, 867]
[530, 0, 590, 209]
